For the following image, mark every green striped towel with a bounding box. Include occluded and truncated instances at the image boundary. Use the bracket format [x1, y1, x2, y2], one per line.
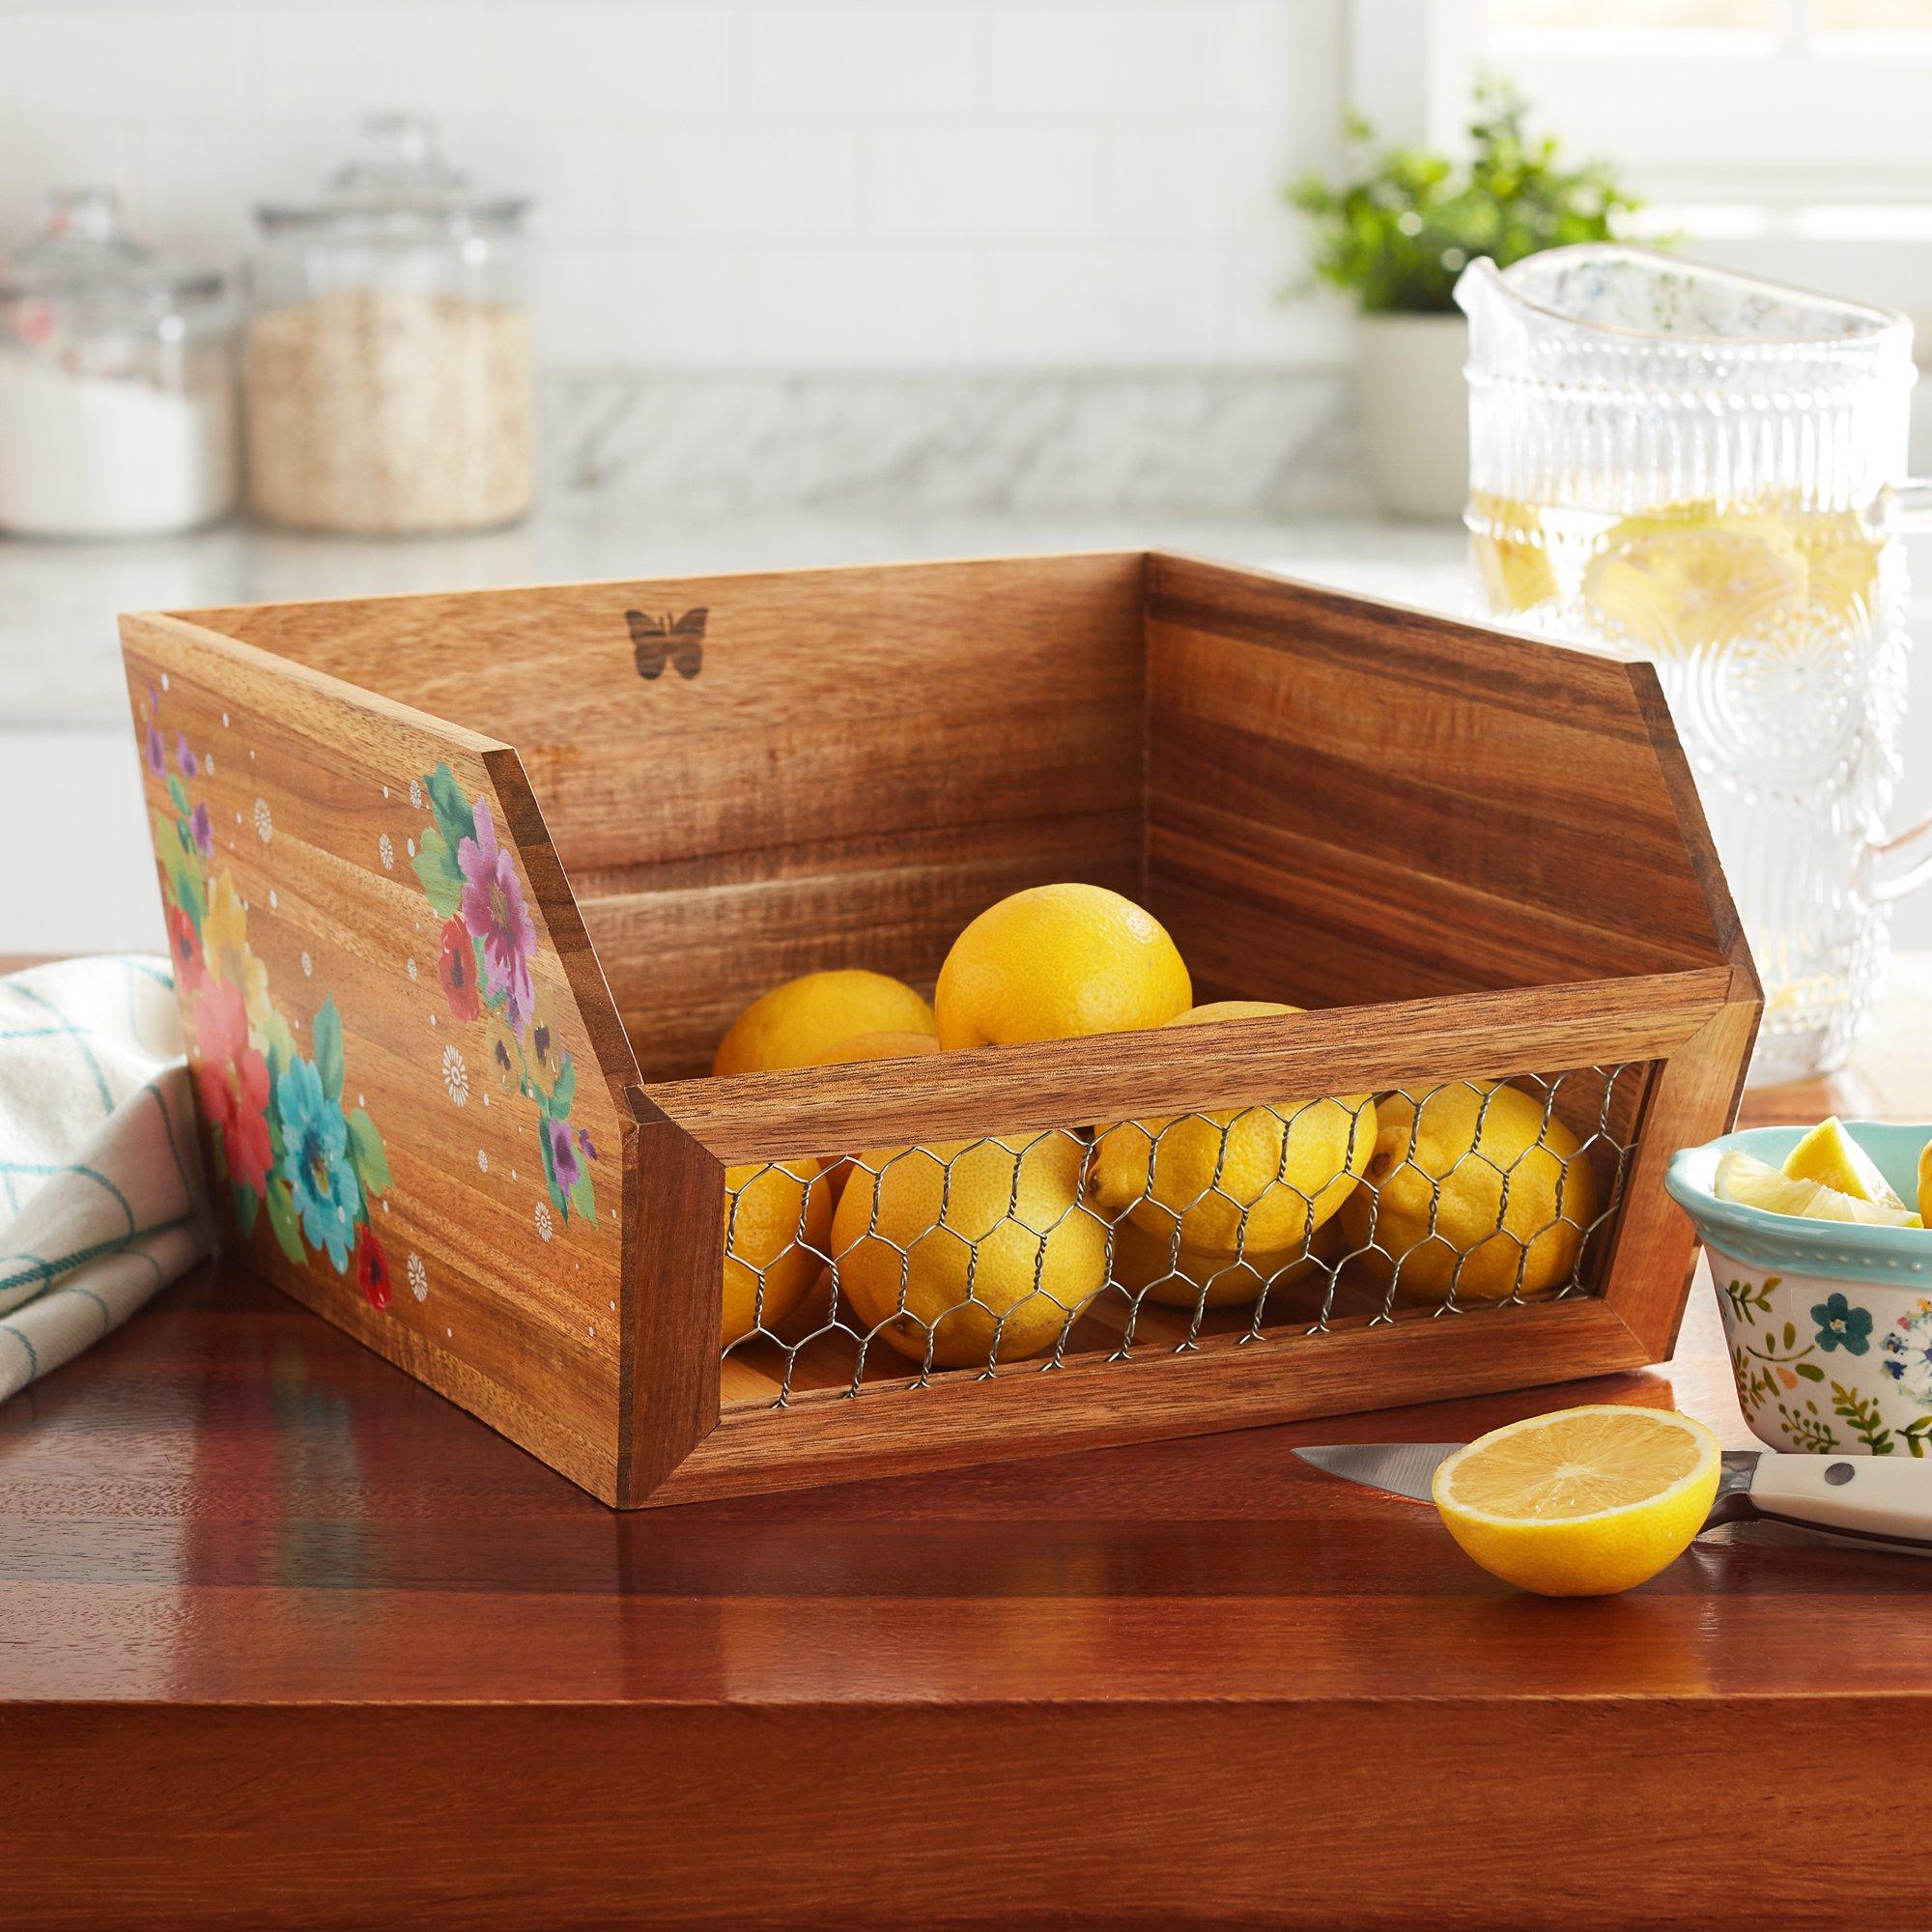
[0, 955, 210, 1401]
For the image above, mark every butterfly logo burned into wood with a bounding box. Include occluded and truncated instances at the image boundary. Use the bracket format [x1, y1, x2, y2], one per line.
[627, 608, 708, 681]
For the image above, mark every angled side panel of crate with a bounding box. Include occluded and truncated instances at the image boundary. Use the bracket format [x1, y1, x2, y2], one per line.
[120, 611, 643, 1503]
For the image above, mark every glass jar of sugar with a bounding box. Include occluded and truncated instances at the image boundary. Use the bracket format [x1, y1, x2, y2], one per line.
[0, 188, 238, 539]
[246, 114, 535, 536]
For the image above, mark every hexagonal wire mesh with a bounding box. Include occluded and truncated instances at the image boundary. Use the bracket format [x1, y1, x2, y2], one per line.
[719, 1063, 1645, 1407]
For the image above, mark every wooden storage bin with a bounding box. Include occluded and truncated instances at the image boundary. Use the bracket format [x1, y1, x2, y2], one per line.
[122, 553, 1759, 1506]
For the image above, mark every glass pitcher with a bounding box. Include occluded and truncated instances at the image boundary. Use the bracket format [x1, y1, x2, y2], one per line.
[1457, 244, 1932, 1086]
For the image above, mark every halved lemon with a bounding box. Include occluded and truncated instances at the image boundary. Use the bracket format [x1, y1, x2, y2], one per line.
[1716, 1149, 1920, 1227]
[1431, 1406, 1720, 1596]
[1782, 1117, 1904, 1208]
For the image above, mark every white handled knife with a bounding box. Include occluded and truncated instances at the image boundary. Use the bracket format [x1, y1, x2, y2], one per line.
[1294, 1441, 1932, 1555]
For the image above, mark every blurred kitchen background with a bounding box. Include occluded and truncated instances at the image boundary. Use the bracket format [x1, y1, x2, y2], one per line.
[4, 0, 1931, 952]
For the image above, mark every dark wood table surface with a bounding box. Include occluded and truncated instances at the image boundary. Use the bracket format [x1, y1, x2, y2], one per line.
[7, 954, 1932, 1931]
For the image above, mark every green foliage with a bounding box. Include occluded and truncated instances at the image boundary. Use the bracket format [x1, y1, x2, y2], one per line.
[312, 995, 345, 1104]
[1285, 77, 1643, 315]
[413, 825, 466, 920]
[265, 1178, 306, 1266]
[347, 1107, 391, 1199]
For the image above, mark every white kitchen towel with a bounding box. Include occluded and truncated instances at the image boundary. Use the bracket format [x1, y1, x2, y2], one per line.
[0, 955, 210, 1401]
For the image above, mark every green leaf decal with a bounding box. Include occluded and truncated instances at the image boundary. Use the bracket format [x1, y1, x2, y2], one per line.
[347, 1107, 391, 1197]
[313, 995, 345, 1102]
[412, 825, 466, 920]
[167, 775, 191, 817]
[265, 1178, 306, 1264]
[569, 1162, 595, 1224]
[1794, 1361, 1825, 1382]
[232, 1180, 260, 1237]
[548, 1051, 576, 1121]
[426, 763, 476, 858]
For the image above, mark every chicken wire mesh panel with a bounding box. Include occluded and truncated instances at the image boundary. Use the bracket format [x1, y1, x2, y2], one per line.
[716, 1062, 1647, 1410]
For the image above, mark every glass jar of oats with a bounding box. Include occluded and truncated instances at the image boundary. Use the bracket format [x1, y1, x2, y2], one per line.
[246, 114, 533, 534]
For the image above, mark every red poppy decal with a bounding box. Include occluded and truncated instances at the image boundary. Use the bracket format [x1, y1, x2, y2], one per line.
[355, 1225, 392, 1310]
[437, 914, 481, 1023]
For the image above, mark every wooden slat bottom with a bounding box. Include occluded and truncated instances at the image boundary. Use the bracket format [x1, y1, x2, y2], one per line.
[666, 1293, 1643, 1506]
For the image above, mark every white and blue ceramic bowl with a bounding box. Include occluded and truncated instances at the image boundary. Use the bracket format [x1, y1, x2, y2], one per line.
[1667, 1123, 1932, 1458]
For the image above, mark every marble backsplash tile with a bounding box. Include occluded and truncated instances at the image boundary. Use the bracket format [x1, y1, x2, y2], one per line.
[543, 369, 1367, 515]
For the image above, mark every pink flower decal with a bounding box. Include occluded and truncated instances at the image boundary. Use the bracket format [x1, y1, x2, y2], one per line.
[176, 733, 198, 777]
[144, 722, 165, 777]
[193, 977, 273, 1196]
[458, 800, 536, 1034]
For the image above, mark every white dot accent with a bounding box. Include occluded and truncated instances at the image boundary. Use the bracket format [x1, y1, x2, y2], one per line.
[477, 1148, 489, 1173]
[160, 671, 169, 690]
[406, 956, 418, 982]
[299, 951, 313, 978]
[407, 836, 416, 859]
[382, 784, 389, 799]
[269, 889, 277, 909]
[221, 710, 229, 726]
[429, 1012, 437, 1028]
[204, 753, 214, 776]
[410, 778, 423, 810]
[253, 798, 272, 843]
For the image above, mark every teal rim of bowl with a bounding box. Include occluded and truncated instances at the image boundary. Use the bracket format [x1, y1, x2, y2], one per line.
[1665, 1122, 1932, 1284]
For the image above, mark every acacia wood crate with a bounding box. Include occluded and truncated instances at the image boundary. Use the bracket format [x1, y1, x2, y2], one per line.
[121, 553, 1760, 1506]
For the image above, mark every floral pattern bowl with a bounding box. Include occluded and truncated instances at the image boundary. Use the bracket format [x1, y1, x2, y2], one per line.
[1666, 1123, 1932, 1458]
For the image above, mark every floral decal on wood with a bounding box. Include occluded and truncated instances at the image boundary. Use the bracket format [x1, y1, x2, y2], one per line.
[410, 763, 598, 1230]
[142, 689, 396, 1310]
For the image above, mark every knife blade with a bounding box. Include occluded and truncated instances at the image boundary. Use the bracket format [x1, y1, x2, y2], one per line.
[1294, 1441, 1932, 1554]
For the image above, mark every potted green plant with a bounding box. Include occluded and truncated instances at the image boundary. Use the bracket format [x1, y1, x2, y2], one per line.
[1289, 79, 1642, 519]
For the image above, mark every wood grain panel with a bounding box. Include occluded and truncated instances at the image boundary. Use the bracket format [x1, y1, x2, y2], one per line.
[121, 613, 635, 1503]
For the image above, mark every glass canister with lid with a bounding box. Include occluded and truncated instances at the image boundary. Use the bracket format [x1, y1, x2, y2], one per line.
[246, 113, 535, 535]
[0, 188, 238, 538]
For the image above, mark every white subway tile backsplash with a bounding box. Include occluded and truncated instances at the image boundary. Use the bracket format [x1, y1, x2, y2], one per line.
[746, 244, 978, 364]
[744, 2, 980, 118]
[256, 7, 492, 115]
[869, 124, 1104, 239]
[0, 0, 1345, 374]
[502, 4, 738, 116]
[16, 6, 244, 116]
[627, 122, 866, 241]
[538, 241, 740, 365]
[982, 242, 1212, 364]
[989, 1, 1208, 117]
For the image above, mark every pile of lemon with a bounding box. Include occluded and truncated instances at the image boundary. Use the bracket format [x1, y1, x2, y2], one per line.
[711, 882, 1597, 1366]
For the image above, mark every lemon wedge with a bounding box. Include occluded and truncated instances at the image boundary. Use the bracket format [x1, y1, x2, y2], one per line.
[1918, 1139, 1931, 1230]
[1431, 1406, 1720, 1596]
[1782, 1117, 1904, 1208]
[1716, 1149, 1921, 1227]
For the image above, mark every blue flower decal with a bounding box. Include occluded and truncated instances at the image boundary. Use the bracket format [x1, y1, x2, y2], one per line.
[1811, 1292, 1873, 1356]
[275, 1054, 359, 1272]
[1884, 1299, 1932, 1407]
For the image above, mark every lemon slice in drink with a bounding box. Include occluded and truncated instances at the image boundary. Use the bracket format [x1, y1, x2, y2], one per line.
[1431, 1406, 1720, 1596]
[1782, 1116, 1904, 1208]
[1715, 1150, 1920, 1226]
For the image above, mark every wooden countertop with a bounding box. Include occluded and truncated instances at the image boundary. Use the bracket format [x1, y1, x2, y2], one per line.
[7, 957, 1931, 1931]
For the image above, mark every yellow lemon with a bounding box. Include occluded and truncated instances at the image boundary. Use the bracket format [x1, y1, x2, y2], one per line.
[1581, 499, 1879, 658]
[1108, 1208, 1337, 1310]
[1432, 1406, 1721, 1597]
[805, 1030, 942, 1202]
[1088, 1003, 1374, 1260]
[713, 970, 935, 1076]
[1782, 1116, 1904, 1208]
[1338, 1081, 1597, 1303]
[722, 1158, 832, 1345]
[1468, 491, 1557, 612]
[832, 1131, 1106, 1367]
[1716, 1150, 1920, 1227]
[1920, 1138, 1932, 1230]
[933, 883, 1191, 1050]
